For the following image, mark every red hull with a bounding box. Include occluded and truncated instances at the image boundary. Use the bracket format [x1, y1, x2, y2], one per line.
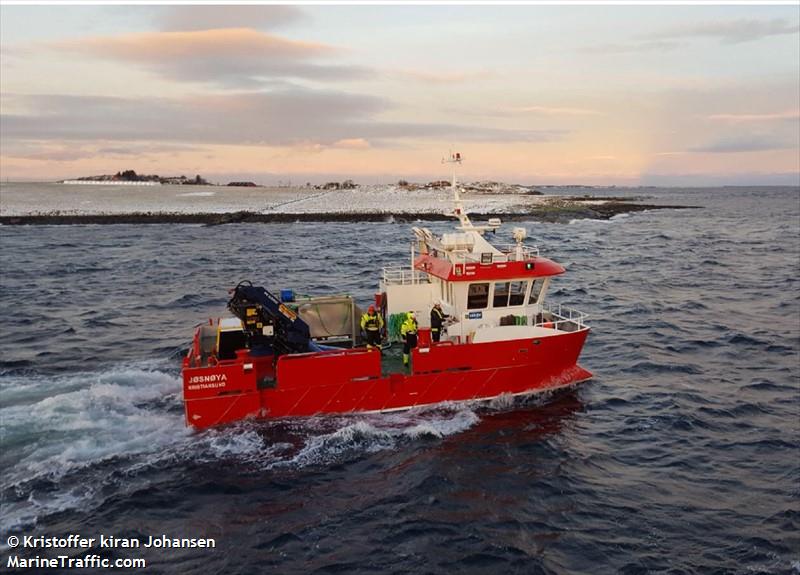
[183, 329, 591, 429]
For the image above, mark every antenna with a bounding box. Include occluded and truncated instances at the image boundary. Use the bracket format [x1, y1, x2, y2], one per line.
[439, 152, 501, 235]
[441, 151, 463, 188]
[440, 151, 475, 232]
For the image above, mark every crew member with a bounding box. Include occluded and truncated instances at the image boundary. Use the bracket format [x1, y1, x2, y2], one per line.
[360, 305, 384, 349]
[400, 311, 418, 366]
[430, 301, 448, 343]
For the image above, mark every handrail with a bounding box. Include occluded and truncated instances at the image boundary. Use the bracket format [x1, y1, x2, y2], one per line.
[424, 243, 540, 265]
[185, 329, 202, 367]
[532, 302, 590, 330]
[495, 244, 540, 260]
[382, 265, 429, 285]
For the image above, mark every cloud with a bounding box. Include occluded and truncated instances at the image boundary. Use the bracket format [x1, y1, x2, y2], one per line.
[355, 123, 565, 143]
[1, 91, 384, 145]
[707, 111, 800, 123]
[56, 28, 331, 61]
[653, 18, 800, 44]
[1, 91, 562, 148]
[394, 68, 492, 84]
[453, 104, 600, 120]
[506, 105, 601, 117]
[689, 134, 796, 153]
[583, 18, 798, 54]
[582, 40, 683, 54]
[2, 141, 199, 162]
[50, 28, 370, 87]
[332, 138, 371, 150]
[2, 144, 96, 162]
[158, 5, 306, 31]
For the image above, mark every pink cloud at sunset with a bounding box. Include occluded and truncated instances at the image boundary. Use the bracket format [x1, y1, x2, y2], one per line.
[54, 28, 334, 62]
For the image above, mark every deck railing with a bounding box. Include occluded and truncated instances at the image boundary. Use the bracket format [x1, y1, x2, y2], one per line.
[533, 302, 590, 331]
[495, 244, 540, 261]
[443, 243, 539, 265]
[382, 265, 429, 285]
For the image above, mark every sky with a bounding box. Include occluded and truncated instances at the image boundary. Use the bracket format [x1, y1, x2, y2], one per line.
[1, 4, 799, 186]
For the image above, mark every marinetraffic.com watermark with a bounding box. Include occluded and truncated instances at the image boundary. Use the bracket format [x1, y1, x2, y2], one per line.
[5, 534, 217, 570]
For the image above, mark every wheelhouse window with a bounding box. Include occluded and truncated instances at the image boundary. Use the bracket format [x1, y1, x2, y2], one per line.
[467, 283, 489, 309]
[509, 280, 528, 306]
[529, 279, 545, 304]
[492, 280, 528, 307]
[493, 282, 510, 307]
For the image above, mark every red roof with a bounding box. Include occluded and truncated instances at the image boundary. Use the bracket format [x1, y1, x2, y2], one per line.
[414, 254, 565, 282]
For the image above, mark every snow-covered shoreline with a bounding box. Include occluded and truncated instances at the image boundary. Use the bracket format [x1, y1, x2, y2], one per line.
[0, 182, 552, 217]
[2, 181, 694, 225]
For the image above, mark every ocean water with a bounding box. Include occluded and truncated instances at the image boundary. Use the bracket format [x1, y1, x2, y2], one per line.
[1, 187, 798, 574]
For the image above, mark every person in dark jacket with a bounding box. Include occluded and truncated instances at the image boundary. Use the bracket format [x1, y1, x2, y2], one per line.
[430, 301, 448, 342]
[360, 305, 384, 349]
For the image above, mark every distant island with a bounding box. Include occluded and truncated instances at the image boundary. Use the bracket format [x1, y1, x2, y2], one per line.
[58, 173, 552, 193]
[63, 169, 210, 186]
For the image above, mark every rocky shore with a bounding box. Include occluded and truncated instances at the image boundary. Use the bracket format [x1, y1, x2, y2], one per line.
[0, 199, 696, 225]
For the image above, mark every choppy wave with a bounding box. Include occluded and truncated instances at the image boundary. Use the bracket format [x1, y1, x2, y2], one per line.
[568, 212, 631, 225]
[0, 362, 490, 532]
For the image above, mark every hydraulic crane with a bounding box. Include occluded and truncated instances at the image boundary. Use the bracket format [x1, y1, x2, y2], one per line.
[227, 281, 326, 357]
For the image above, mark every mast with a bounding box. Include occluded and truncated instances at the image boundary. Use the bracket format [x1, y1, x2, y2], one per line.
[442, 152, 474, 231]
[442, 152, 500, 235]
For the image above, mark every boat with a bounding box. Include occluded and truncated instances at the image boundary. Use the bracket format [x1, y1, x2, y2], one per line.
[182, 154, 592, 428]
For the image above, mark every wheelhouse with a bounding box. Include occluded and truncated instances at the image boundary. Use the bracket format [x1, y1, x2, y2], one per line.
[380, 209, 587, 345]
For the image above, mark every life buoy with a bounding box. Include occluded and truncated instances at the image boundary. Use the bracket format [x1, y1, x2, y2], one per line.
[542, 322, 554, 329]
[207, 355, 219, 367]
